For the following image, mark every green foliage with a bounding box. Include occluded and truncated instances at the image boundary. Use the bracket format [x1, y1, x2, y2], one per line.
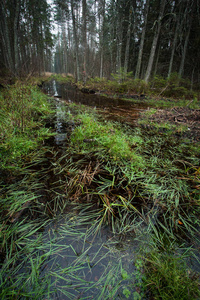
[111, 68, 133, 82]
[167, 72, 181, 85]
[51, 73, 75, 84]
[143, 247, 200, 299]
[78, 76, 148, 95]
[149, 73, 198, 99]
[123, 287, 131, 298]
[77, 71, 199, 99]
[0, 81, 199, 300]
[0, 83, 54, 168]
[151, 75, 167, 89]
[130, 79, 149, 94]
[116, 84, 128, 93]
[70, 112, 144, 167]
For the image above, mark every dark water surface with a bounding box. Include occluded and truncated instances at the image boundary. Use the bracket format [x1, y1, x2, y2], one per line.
[44, 80, 148, 125]
[36, 206, 143, 299]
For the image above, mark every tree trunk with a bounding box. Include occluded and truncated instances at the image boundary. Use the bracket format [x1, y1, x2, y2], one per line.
[61, 17, 68, 74]
[13, 0, 21, 75]
[99, 0, 105, 78]
[124, 5, 133, 76]
[71, 0, 80, 82]
[82, 0, 87, 83]
[116, 17, 123, 82]
[153, 44, 161, 76]
[179, 20, 191, 78]
[144, 0, 166, 82]
[135, 0, 149, 79]
[168, 16, 179, 78]
[0, 2, 14, 74]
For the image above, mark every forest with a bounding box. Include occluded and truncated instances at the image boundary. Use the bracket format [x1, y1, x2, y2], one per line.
[0, 1, 200, 300]
[1, 0, 200, 85]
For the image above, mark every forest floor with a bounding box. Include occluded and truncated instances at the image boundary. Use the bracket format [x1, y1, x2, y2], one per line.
[76, 77, 200, 144]
[142, 107, 200, 143]
[95, 92, 200, 143]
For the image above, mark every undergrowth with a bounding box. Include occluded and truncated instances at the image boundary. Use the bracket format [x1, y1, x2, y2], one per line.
[138, 233, 200, 300]
[76, 72, 199, 105]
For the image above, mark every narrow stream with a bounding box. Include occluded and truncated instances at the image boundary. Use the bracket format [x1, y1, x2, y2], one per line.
[33, 80, 199, 299]
[44, 80, 148, 126]
[33, 80, 148, 299]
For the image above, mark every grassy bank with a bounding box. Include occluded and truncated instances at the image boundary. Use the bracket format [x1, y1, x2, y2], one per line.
[0, 83, 54, 170]
[75, 73, 199, 105]
[48, 72, 200, 110]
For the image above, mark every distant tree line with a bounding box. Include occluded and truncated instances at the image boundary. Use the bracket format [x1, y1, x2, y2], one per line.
[54, 0, 200, 85]
[0, 0, 200, 86]
[0, 0, 53, 77]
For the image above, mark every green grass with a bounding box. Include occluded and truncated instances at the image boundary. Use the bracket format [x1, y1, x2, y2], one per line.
[141, 239, 200, 300]
[70, 111, 144, 168]
[0, 204, 140, 299]
[0, 83, 55, 169]
[132, 96, 200, 109]
[77, 73, 200, 108]
[53, 101, 200, 239]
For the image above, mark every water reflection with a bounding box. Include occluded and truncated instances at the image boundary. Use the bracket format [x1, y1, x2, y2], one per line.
[44, 80, 148, 126]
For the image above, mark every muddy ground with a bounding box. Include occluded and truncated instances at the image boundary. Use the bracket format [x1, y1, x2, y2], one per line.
[143, 107, 200, 143]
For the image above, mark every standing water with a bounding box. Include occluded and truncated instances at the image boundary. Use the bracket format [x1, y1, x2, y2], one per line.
[44, 80, 149, 126]
[23, 80, 148, 299]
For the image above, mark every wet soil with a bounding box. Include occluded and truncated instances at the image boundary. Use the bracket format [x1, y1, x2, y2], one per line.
[145, 107, 200, 142]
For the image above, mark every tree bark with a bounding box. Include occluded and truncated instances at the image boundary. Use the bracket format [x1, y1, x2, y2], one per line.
[168, 15, 179, 78]
[61, 13, 68, 74]
[124, 5, 133, 76]
[135, 0, 149, 79]
[71, 0, 80, 81]
[13, 0, 21, 75]
[144, 0, 166, 82]
[179, 19, 192, 78]
[0, 2, 14, 74]
[82, 0, 87, 83]
[116, 17, 123, 82]
[99, 0, 105, 78]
